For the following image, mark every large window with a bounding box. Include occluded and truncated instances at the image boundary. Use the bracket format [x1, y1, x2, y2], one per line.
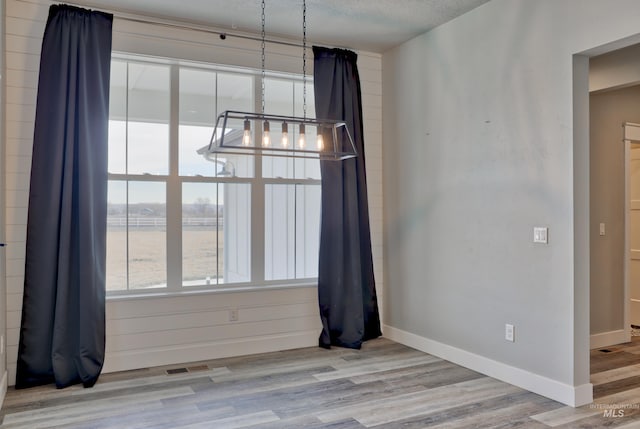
[106, 56, 320, 293]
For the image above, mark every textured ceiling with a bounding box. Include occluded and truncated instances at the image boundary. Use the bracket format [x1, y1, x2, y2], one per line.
[70, 0, 491, 52]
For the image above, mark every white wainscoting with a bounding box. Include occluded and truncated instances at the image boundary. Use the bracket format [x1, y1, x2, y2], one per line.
[103, 287, 321, 373]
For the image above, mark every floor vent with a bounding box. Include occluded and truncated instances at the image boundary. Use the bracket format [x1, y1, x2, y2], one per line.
[166, 368, 188, 375]
[599, 349, 612, 353]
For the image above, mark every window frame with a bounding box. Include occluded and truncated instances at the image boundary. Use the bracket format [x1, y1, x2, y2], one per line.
[107, 54, 321, 297]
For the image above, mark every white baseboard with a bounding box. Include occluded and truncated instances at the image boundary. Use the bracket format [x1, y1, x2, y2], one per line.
[383, 325, 592, 407]
[103, 330, 318, 374]
[0, 370, 7, 409]
[590, 329, 629, 350]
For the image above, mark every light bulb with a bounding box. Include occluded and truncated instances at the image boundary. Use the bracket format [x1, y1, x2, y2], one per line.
[242, 119, 251, 146]
[281, 122, 289, 147]
[262, 120, 270, 147]
[298, 123, 306, 149]
[316, 131, 324, 151]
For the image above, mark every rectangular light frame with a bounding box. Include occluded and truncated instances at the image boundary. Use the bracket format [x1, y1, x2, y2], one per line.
[206, 110, 358, 161]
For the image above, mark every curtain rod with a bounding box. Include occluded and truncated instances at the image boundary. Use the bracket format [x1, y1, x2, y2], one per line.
[57, 1, 351, 51]
[117, 15, 307, 49]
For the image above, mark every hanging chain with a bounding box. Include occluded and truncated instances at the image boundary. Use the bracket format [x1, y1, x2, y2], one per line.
[261, 0, 266, 115]
[302, 0, 307, 120]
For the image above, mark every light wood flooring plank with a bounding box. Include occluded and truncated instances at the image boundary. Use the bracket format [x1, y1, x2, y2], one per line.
[616, 419, 640, 429]
[591, 363, 640, 386]
[2, 386, 195, 428]
[530, 406, 598, 427]
[315, 377, 521, 426]
[594, 375, 640, 398]
[369, 390, 560, 429]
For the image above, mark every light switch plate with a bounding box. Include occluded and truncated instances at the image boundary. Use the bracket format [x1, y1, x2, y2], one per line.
[600, 223, 606, 236]
[533, 227, 548, 244]
[505, 324, 515, 342]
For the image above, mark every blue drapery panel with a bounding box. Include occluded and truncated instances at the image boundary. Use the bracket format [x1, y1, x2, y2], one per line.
[16, 5, 113, 389]
[313, 46, 381, 349]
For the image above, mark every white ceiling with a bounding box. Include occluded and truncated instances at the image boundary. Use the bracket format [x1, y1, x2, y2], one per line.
[70, 0, 491, 52]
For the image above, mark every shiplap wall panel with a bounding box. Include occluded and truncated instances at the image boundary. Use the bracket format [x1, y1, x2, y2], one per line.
[5, 52, 39, 72]
[358, 49, 384, 326]
[107, 302, 317, 335]
[4, 139, 32, 157]
[5, 70, 38, 91]
[6, 0, 47, 20]
[4, 155, 30, 174]
[6, 121, 33, 140]
[4, 0, 384, 384]
[5, 242, 25, 266]
[5, 271, 23, 293]
[4, 35, 40, 58]
[5, 17, 44, 38]
[106, 286, 316, 318]
[6, 103, 36, 122]
[107, 316, 320, 352]
[4, 224, 25, 243]
[6, 90, 36, 110]
[101, 329, 320, 373]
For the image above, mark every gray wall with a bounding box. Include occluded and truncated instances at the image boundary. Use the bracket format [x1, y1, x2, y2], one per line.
[382, 0, 640, 394]
[590, 85, 640, 335]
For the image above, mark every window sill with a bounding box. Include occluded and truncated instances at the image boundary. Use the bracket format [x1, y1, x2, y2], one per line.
[106, 281, 318, 302]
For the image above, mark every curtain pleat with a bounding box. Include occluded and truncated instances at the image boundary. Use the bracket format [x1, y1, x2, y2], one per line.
[16, 4, 113, 389]
[313, 46, 381, 349]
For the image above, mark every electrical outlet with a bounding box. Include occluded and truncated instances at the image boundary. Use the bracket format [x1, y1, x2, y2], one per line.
[505, 324, 515, 342]
[229, 308, 239, 322]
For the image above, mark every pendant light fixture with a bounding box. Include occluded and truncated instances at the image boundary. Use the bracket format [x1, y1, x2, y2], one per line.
[205, 0, 357, 161]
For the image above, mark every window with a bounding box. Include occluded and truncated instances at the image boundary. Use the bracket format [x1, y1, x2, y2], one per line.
[106, 56, 320, 293]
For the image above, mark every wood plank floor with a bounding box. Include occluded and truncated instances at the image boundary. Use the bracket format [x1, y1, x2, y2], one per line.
[1, 337, 640, 428]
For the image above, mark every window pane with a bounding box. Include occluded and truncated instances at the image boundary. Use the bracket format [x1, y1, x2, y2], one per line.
[128, 122, 169, 175]
[106, 181, 127, 291]
[265, 184, 320, 280]
[128, 182, 167, 289]
[109, 61, 127, 174]
[182, 182, 251, 286]
[180, 68, 218, 177]
[262, 78, 321, 180]
[182, 183, 220, 285]
[106, 181, 167, 291]
[216, 73, 254, 178]
[263, 78, 294, 179]
[218, 72, 253, 113]
[295, 185, 321, 278]
[128, 63, 170, 175]
[293, 81, 321, 180]
[221, 183, 251, 284]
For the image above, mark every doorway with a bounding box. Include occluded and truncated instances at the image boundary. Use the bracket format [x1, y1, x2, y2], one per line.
[624, 123, 640, 330]
[588, 84, 640, 349]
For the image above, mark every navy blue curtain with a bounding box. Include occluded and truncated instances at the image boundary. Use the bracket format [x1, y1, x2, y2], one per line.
[16, 5, 113, 389]
[313, 46, 381, 349]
